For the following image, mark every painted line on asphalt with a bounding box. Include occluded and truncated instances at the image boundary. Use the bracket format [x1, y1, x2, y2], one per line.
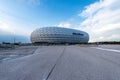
[92, 47, 120, 53]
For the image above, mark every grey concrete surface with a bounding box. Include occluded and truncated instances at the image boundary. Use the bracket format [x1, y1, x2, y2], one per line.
[0, 45, 120, 80]
[99, 45, 120, 50]
[0, 46, 38, 61]
[0, 46, 38, 55]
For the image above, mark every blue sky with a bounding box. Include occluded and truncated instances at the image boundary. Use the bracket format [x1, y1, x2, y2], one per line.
[0, 0, 120, 43]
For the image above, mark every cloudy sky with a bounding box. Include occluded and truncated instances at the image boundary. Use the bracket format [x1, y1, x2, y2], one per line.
[0, 0, 120, 43]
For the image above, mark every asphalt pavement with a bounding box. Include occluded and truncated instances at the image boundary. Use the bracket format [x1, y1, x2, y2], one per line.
[0, 45, 120, 80]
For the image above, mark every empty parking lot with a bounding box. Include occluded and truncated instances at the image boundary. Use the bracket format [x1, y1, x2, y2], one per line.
[0, 45, 120, 80]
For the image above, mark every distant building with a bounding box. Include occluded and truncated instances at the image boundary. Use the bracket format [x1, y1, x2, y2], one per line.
[30, 27, 89, 44]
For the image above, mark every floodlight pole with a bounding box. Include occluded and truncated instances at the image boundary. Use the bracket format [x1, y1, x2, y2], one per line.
[14, 37, 15, 44]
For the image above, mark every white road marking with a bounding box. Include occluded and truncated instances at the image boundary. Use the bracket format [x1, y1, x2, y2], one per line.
[92, 47, 120, 53]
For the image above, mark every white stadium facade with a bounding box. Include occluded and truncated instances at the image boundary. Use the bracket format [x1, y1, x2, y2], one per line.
[31, 27, 89, 44]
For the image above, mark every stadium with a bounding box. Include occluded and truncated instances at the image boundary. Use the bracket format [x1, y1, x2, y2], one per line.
[30, 27, 89, 44]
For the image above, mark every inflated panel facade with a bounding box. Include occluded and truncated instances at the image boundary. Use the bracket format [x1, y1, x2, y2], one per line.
[31, 27, 89, 43]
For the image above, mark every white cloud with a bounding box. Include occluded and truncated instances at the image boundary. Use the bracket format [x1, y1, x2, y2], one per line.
[78, 0, 120, 42]
[0, 22, 14, 33]
[57, 22, 71, 28]
[0, 21, 33, 36]
[0, 11, 33, 36]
